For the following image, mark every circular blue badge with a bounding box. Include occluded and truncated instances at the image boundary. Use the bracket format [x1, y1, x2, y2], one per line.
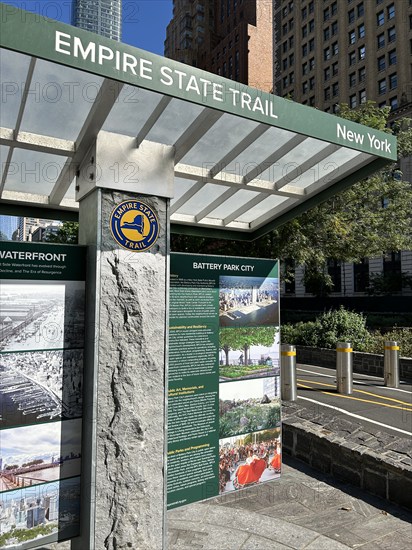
[110, 200, 159, 251]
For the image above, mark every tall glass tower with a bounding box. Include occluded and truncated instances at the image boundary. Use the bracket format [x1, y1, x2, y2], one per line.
[72, 0, 122, 41]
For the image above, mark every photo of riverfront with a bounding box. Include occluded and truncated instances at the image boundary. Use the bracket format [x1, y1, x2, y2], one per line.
[0, 476, 81, 548]
[0, 281, 85, 352]
[0, 419, 82, 493]
[219, 276, 279, 327]
[0, 348, 83, 428]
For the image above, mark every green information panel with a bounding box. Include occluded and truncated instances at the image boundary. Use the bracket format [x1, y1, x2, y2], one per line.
[0, 242, 86, 548]
[168, 253, 281, 509]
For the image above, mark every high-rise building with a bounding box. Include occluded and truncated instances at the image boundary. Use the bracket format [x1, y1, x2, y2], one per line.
[165, 0, 274, 92]
[0, 215, 18, 240]
[72, 0, 122, 41]
[274, 0, 412, 298]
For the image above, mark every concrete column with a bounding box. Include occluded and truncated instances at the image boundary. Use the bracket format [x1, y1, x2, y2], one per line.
[72, 134, 173, 550]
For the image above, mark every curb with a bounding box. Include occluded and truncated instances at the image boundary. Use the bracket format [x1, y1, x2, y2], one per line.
[282, 401, 412, 511]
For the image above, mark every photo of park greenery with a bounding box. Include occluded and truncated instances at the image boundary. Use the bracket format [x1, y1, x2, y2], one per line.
[219, 378, 280, 438]
[219, 326, 279, 381]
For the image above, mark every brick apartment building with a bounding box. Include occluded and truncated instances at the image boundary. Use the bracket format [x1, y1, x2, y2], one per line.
[164, 0, 273, 92]
[274, 0, 412, 298]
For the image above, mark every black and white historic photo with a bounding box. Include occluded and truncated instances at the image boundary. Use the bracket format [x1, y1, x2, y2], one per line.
[0, 349, 83, 428]
[0, 281, 85, 352]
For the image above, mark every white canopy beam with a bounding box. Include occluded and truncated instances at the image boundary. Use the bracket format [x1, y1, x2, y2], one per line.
[49, 79, 124, 205]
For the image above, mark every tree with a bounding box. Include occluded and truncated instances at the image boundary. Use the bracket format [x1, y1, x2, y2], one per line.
[46, 221, 79, 244]
[172, 102, 412, 293]
[219, 327, 276, 365]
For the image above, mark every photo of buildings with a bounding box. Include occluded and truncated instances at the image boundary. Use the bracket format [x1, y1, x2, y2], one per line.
[0, 477, 81, 548]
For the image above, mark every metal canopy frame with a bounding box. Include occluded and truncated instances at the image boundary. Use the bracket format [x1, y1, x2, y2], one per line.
[0, 5, 397, 241]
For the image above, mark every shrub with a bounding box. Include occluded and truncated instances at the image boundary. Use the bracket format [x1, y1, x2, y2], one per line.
[367, 328, 412, 358]
[281, 307, 372, 351]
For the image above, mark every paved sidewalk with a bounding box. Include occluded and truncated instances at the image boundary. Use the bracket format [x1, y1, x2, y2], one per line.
[168, 455, 412, 549]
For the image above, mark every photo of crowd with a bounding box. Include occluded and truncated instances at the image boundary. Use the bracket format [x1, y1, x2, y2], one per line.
[219, 276, 279, 327]
[219, 429, 281, 493]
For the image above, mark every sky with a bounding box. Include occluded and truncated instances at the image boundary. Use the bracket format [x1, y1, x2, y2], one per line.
[2, 0, 173, 55]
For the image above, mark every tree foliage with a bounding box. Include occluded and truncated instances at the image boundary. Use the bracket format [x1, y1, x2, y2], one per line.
[172, 102, 412, 292]
[219, 327, 275, 365]
[45, 221, 79, 244]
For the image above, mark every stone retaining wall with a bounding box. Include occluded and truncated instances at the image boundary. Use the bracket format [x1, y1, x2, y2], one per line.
[295, 345, 412, 381]
[282, 401, 412, 511]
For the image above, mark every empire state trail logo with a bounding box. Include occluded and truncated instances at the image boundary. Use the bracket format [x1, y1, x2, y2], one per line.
[110, 200, 159, 251]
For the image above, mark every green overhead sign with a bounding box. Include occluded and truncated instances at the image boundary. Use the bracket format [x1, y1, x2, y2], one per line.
[0, 3, 397, 160]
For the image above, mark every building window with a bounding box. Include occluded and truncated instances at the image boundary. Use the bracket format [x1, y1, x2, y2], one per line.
[378, 78, 386, 94]
[289, 19, 294, 31]
[324, 7, 330, 21]
[324, 27, 330, 41]
[309, 96, 315, 106]
[349, 51, 356, 65]
[324, 46, 331, 60]
[324, 87, 331, 100]
[358, 23, 365, 38]
[282, 76, 288, 88]
[349, 72, 356, 86]
[302, 61, 308, 75]
[289, 72, 295, 84]
[332, 41, 339, 55]
[309, 1, 314, 14]
[388, 27, 396, 42]
[377, 33, 385, 48]
[357, 2, 364, 17]
[332, 82, 339, 96]
[331, 2, 337, 15]
[282, 58, 288, 70]
[282, 41, 288, 53]
[302, 81, 309, 94]
[390, 96, 398, 110]
[387, 4, 395, 20]
[282, 23, 288, 35]
[328, 260, 342, 293]
[388, 49, 397, 65]
[324, 66, 331, 81]
[289, 36, 294, 48]
[383, 252, 402, 291]
[309, 38, 315, 51]
[377, 55, 386, 71]
[309, 57, 315, 70]
[309, 19, 315, 33]
[302, 6, 307, 19]
[302, 25, 308, 38]
[302, 43, 308, 56]
[332, 61, 339, 75]
[359, 89, 366, 103]
[348, 9, 355, 24]
[332, 21, 338, 35]
[389, 73, 397, 89]
[309, 76, 315, 90]
[354, 259, 369, 292]
[289, 53, 294, 65]
[377, 10, 384, 25]
[358, 45, 366, 60]
[349, 94, 357, 108]
[349, 30, 356, 44]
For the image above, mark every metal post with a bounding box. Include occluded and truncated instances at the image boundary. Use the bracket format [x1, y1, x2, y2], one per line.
[281, 344, 297, 401]
[336, 341, 353, 395]
[384, 341, 400, 388]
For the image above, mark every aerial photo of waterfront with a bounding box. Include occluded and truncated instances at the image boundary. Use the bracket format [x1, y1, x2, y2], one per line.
[219, 276, 279, 327]
[0, 349, 83, 428]
[0, 476, 81, 548]
[0, 419, 82, 493]
[0, 281, 85, 352]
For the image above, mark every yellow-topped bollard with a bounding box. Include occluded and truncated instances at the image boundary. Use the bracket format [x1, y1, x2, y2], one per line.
[281, 344, 297, 401]
[336, 341, 353, 395]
